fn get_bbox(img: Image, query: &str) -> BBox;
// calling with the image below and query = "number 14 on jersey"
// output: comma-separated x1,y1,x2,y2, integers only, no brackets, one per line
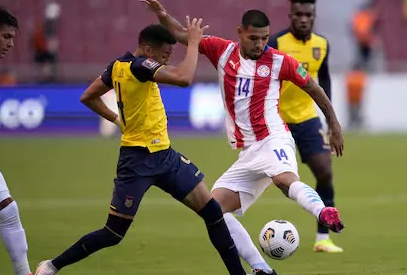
237,78,251,97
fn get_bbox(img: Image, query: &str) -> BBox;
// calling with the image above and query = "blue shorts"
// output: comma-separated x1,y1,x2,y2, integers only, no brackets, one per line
111,146,204,216
287,117,331,163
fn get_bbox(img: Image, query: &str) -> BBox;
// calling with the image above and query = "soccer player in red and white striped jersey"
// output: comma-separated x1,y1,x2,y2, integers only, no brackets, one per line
144,1,345,274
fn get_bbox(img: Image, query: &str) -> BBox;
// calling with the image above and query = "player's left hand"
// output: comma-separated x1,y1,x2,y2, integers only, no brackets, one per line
140,0,167,18
329,123,344,157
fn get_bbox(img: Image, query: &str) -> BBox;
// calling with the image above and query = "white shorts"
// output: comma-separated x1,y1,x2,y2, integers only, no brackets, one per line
0,171,11,202
212,133,299,216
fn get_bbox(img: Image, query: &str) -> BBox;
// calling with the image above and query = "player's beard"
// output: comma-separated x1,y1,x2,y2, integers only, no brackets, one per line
292,24,313,40
248,51,263,60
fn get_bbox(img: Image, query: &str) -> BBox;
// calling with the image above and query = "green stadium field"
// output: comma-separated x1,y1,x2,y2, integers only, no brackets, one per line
0,134,406,275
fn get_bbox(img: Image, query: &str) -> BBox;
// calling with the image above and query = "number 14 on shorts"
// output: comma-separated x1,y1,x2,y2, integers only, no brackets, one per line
274,149,288,161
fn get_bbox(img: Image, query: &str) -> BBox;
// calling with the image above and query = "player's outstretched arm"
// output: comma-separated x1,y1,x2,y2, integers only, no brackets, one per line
280,54,343,156
154,17,208,87
141,0,190,45
80,78,122,130
301,78,344,156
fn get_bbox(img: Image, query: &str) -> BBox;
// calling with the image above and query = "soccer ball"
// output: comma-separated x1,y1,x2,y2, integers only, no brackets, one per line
258,219,300,260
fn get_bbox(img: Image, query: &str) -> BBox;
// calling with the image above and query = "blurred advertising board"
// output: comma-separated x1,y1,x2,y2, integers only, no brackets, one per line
0,84,225,135
2,74,407,135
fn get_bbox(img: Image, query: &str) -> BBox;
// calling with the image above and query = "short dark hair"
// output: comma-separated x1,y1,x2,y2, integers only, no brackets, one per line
241,10,270,28
290,0,316,4
0,7,18,29
138,24,177,47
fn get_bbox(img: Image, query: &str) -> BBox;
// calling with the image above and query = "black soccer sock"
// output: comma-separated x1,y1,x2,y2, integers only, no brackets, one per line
52,214,132,270
198,199,246,275
316,184,335,234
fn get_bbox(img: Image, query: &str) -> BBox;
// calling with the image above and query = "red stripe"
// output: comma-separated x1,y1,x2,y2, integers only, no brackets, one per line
250,53,272,141
223,46,244,148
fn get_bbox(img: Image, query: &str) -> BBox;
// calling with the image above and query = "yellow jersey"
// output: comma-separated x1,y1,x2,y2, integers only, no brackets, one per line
100,52,170,152
268,29,331,124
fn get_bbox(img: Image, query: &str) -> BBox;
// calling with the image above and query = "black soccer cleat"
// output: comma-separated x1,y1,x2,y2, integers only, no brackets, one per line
251,269,278,275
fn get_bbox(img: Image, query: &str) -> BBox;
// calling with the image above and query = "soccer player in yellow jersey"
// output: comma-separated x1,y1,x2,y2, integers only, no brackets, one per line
35,21,248,275
268,0,342,253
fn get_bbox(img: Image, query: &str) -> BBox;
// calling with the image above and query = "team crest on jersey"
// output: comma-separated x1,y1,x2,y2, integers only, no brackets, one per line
312,47,321,60
257,65,270,78
142,58,161,70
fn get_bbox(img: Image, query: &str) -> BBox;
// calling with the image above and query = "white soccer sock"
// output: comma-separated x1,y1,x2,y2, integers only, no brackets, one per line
288,181,326,219
224,213,272,272
0,201,32,275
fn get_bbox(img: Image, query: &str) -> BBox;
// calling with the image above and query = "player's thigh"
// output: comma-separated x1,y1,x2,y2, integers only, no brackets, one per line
155,148,206,208
289,117,330,164
261,134,299,179
0,171,11,203
111,147,154,219
211,157,271,216
235,135,298,196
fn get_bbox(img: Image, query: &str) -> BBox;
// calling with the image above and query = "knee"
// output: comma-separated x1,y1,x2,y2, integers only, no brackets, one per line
211,188,241,214
0,200,20,225
198,198,223,225
103,214,133,246
101,227,123,247
0,192,12,207
273,172,299,197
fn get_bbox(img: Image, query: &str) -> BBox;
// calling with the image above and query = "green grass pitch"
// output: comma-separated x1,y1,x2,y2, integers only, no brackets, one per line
0,134,407,275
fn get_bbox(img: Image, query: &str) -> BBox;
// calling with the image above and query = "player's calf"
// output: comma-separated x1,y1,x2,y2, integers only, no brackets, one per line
0,196,32,275
211,189,275,275
308,153,336,236
273,172,326,218
183,181,246,275
224,213,274,273
197,198,246,275
274,172,325,217
42,213,132,273
273,172,344,233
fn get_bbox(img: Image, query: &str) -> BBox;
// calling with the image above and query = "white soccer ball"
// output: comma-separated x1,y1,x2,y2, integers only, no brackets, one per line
258,219,300,260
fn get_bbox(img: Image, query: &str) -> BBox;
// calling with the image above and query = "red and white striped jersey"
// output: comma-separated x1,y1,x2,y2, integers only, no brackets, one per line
199,36,311,149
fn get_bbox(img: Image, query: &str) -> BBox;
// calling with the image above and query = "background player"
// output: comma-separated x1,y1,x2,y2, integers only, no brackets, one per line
35,20,249,275
0,7,33,275
143,1,344,274
268,0,342,253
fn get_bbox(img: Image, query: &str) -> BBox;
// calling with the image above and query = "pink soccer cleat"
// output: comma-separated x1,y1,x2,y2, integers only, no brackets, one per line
318,207,345,233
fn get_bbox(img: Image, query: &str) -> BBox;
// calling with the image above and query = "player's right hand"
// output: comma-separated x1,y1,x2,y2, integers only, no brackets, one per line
113,116,124,133
329,123,344,157
186,16,209,45
140,0,167,18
